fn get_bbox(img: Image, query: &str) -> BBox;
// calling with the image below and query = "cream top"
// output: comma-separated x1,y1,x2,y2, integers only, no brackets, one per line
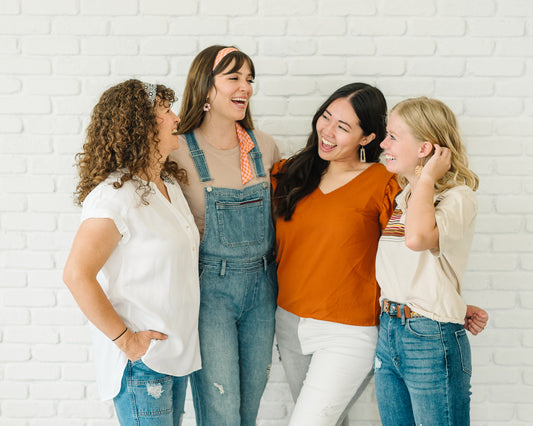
376,184,478,324
81,172,201,400
169,128,281,235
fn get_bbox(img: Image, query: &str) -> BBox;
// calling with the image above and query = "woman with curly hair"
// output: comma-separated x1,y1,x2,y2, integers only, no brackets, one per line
63,79,201,425
169,45,280,425
375,97,484,425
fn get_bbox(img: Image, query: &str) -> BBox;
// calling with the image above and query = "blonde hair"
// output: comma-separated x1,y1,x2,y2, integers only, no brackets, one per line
392,97,479,193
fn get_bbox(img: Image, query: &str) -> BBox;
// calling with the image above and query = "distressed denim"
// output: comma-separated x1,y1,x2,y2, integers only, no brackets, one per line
374,312,472,426
113,360,188,426
184,131,277,426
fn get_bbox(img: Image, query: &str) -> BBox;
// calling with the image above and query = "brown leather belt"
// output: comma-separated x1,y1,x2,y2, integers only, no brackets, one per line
382,299,421,319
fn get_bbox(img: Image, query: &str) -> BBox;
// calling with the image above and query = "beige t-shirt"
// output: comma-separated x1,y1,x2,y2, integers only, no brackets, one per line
169,128,281,236
376,184,478,324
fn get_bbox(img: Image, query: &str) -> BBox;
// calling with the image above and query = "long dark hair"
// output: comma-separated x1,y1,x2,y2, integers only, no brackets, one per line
178,45,256,134
273,82,387,220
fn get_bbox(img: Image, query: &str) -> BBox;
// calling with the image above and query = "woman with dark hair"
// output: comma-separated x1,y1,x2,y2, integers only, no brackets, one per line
273,82,399,425
63,79,201,424
169,45,280,425
273,84,488,425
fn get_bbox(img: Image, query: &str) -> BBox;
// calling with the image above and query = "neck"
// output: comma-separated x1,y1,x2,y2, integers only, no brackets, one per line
325,159,366,176
199,115,238,150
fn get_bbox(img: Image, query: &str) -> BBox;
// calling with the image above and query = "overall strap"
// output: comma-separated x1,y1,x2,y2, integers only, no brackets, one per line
246,129,266,178
184,131,212,182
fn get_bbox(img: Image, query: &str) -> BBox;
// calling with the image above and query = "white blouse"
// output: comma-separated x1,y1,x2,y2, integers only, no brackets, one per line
376,184,478,324
80,172,201,400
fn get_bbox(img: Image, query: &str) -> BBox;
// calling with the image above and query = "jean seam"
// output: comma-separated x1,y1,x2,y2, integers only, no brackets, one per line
455,329,472,376
126,362,140,426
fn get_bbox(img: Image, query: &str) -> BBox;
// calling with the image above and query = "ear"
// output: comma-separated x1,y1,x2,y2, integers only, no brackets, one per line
418,141,434,158
360,133,376,147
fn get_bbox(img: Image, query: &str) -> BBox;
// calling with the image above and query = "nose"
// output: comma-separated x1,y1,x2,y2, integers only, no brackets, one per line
380,135,390,149
323,120,336,136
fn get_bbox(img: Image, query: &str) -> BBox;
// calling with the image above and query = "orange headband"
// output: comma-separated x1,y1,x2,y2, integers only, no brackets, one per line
213,47,238,70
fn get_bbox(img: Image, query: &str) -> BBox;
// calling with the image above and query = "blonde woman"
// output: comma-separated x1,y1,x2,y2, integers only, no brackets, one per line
375,97,487,425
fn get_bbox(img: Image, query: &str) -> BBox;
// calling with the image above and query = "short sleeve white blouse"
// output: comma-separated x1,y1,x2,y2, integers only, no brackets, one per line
80,172,201,400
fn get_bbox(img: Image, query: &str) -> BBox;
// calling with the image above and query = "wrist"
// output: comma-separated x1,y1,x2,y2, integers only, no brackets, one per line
114,328,133,352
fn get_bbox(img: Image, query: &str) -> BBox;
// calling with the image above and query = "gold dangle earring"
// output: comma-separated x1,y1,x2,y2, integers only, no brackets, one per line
359,146,366,163
415,158,424,178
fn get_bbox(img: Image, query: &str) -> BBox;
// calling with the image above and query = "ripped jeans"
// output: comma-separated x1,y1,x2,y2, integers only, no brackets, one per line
374,312,472,426
113,360,188,425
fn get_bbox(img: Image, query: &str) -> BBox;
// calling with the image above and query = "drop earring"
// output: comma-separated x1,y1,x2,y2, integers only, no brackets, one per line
359,146,366,163
415,158,423,178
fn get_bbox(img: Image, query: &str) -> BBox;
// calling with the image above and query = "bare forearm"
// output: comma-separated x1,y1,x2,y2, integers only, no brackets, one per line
405,175,438,250
65,274,127,341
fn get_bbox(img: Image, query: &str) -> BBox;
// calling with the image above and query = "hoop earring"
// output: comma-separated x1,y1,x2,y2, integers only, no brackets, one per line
203,102,211,112
359,146,366,163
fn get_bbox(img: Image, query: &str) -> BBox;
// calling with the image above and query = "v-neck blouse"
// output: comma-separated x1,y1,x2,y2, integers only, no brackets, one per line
275,162,400,326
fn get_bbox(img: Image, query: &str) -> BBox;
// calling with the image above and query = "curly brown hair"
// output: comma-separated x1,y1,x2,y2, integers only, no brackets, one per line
74,79,186,205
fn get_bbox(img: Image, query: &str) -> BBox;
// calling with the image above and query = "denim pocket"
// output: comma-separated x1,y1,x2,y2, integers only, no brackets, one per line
455,328,472,376
130,361,173,417
215,198,265,247
406,317,441,339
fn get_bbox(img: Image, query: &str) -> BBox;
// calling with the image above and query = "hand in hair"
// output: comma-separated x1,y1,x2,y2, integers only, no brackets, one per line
418,144,451,184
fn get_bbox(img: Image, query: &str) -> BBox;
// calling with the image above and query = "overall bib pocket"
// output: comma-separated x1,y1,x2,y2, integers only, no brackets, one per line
215,198,265,247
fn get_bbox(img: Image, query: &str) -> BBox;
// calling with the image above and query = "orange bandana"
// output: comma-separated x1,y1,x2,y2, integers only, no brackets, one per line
236,123,254,184
213,47,238,70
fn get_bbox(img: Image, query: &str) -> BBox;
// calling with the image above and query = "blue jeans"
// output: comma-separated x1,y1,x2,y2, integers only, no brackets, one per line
374,312,472,426
191,258,277,425
113,360,188,426
184,131,277,425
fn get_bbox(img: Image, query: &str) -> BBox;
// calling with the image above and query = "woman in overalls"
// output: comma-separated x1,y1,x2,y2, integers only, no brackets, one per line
170,45,280,425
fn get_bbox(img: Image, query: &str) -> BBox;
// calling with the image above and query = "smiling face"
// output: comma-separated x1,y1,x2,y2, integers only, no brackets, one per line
316,97,374,166
207,59,254,123
380,111,423,179
154,97,180,160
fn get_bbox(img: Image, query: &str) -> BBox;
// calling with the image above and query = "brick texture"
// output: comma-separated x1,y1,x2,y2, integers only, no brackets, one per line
1,0,532,424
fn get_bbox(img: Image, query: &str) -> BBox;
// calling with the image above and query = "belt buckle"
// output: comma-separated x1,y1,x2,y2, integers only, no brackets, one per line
384,299,397,317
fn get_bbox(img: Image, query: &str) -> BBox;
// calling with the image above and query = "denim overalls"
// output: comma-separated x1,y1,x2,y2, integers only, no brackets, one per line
184,130,278,426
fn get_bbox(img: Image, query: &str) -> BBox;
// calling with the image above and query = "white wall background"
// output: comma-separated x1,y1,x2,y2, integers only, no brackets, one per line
1,0,532,424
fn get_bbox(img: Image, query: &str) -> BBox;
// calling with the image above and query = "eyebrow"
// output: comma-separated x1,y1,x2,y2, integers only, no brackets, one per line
222,70,253,77
324,108,352,129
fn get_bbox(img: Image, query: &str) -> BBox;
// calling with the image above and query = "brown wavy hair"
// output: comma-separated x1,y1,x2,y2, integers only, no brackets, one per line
178,45,256,134
74,79,186,205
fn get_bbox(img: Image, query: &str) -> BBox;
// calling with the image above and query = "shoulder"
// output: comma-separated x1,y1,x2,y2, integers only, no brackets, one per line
83,173,138,209
251,129,276,146
251,128,281,166
438,185,477,206
369,162,396,180
271,159,287,176
252,129,279,154
435,185,478,221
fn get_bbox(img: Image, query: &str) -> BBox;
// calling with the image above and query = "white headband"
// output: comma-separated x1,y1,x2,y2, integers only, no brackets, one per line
143,82,157,105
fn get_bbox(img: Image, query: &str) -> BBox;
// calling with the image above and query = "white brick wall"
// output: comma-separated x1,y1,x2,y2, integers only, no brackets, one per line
1,0,532,424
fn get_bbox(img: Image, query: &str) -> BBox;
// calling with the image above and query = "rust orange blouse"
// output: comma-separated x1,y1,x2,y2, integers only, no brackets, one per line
274,162,400,326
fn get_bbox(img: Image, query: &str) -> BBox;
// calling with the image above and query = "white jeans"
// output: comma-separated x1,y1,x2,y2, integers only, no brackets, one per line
275,307,378,426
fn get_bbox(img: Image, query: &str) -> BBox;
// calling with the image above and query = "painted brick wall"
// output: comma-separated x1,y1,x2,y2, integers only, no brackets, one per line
1,0,532,424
